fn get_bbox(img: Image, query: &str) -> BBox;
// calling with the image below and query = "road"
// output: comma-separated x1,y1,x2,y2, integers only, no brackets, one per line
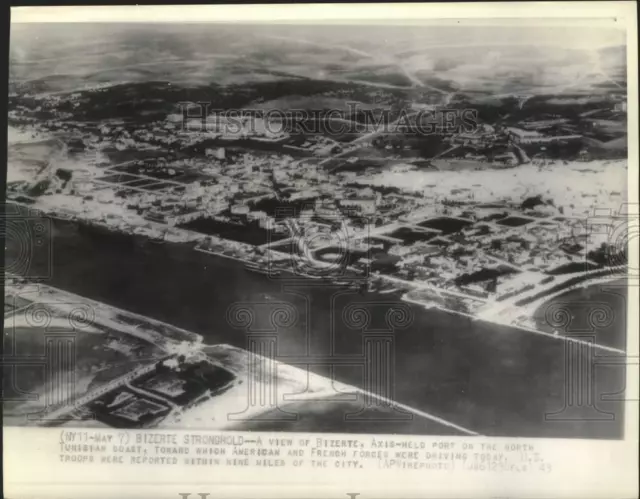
475,266,626,354
379,272,488,304
38,361,163,423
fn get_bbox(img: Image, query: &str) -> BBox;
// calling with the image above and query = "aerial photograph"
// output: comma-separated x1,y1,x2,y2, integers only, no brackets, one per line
3,21,629,438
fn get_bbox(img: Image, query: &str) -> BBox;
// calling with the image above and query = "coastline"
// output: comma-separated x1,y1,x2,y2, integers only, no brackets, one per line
4,195,628,437
6,196,626,344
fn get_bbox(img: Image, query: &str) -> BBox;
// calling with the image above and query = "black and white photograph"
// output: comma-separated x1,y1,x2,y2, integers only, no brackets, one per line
3,11,633,445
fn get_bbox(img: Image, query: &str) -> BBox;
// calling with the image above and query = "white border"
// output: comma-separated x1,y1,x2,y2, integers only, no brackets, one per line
9,2,639,24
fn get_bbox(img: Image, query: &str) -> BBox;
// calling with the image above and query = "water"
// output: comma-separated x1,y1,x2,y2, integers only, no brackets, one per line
532,280,627,351
4,209,626,438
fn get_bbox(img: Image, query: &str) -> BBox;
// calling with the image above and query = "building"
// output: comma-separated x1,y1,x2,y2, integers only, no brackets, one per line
315,206,340,221
520,119,569,130
614,101,627,112
578,149,592,162
168,211,206,226
460,283,490,299
452,130,496,147
166,113,183,123
338,197,378,215
258,216,275,230
246,210,268,222
506,127,582,145
205,147,226,160
493,152,518,166
144,211,167,224
314,199,342,222
506,127,544,144
352,238,384,252
230,204,250,216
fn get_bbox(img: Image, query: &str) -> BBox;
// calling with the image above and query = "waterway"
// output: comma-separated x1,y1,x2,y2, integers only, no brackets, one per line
532,279,627,351
3,208,627,438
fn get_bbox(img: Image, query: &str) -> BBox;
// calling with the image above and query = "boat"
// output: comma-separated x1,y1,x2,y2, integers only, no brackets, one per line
244,262,279,276
53,211,76,221
305,274,324,280
333,279,353,286
194,243,215,254
247,267,269,275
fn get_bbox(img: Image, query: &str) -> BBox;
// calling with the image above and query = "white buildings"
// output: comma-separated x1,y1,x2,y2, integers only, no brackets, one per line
506,127,582,145
205,147,226,160
230,204,250,216
338,197,377,215
493,152,519,166
453,125,496,147
521,119,569,130
166,113,184,123
506,127,544,144
246,210,268,222
251,117,286,139
314,199,341,221
258,216,276,230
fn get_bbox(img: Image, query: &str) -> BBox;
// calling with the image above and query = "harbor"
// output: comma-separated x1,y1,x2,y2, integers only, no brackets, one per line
4,207,627,437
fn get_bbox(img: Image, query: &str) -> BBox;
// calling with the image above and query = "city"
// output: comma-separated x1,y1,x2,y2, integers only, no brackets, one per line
4,22,630,438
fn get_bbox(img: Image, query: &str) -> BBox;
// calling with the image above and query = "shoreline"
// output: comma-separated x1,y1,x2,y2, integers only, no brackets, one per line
6,197,627,347
4,198,628,437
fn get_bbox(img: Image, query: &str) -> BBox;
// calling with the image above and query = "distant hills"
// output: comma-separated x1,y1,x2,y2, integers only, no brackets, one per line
9,23,626,99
